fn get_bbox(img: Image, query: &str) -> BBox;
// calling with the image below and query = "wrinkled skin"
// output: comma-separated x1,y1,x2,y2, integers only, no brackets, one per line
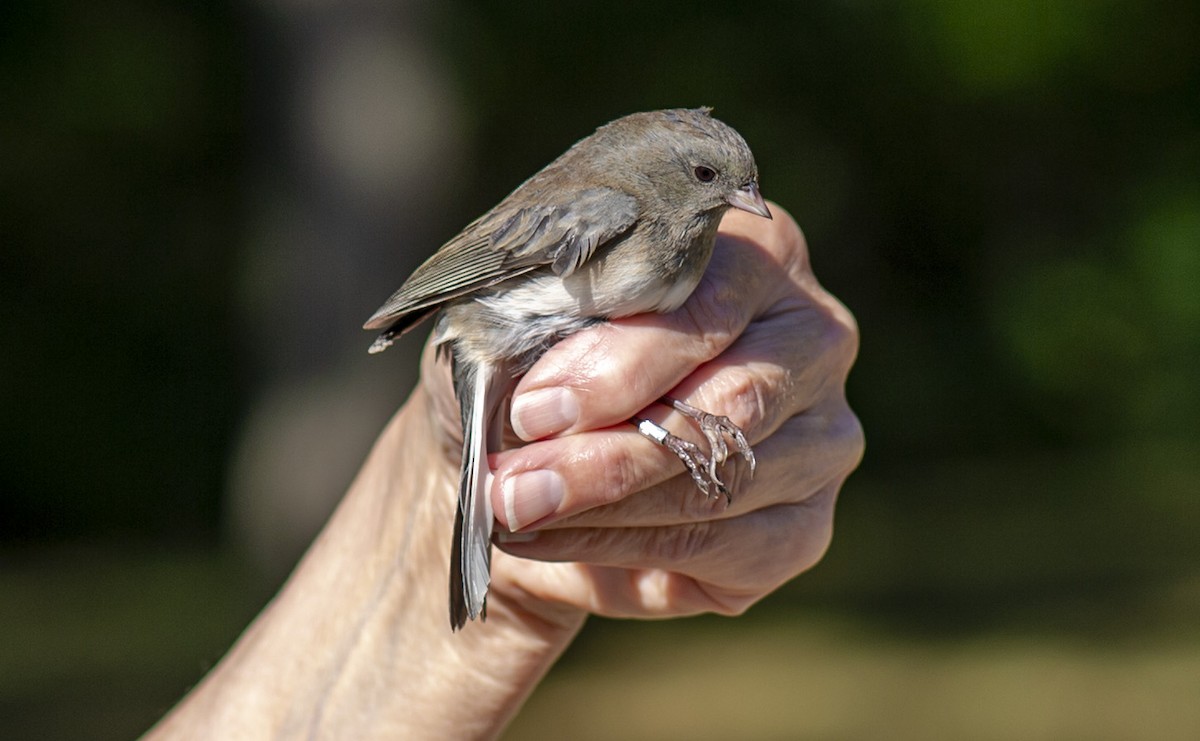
147,204,863,740
422,203,863,628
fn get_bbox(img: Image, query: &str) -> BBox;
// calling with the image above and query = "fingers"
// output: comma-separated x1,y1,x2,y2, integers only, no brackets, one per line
489,210,862,530
480,204,864,622
509,205,805,441
554,401,862,530
662,289,859,442
492,482,841,619
489,398,863,532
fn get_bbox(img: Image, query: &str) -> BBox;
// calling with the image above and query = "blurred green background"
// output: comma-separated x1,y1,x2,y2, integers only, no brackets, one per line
3,0,1198,738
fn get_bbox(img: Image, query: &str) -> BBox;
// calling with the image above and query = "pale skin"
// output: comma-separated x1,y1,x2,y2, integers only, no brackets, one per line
146,205,863,740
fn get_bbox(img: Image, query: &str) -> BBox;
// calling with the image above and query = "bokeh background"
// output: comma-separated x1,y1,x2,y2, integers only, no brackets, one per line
3,0,1198,738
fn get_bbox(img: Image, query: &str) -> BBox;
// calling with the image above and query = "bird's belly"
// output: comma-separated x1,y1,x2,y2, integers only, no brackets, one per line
440,261,702,371
438,215,721,371
493,263,699,319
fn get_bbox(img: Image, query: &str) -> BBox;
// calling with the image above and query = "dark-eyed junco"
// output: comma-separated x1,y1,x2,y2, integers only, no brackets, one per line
364,108,771,629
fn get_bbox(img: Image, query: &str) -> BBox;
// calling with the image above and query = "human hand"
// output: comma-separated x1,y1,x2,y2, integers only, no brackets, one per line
423,203,863,630
146,204,863,741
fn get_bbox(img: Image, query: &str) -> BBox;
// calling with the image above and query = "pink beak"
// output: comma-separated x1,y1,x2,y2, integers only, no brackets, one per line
726,182,772,219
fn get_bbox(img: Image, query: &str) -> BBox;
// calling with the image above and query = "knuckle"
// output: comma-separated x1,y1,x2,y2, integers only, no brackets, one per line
785,287,859,382
799,402,866,481
793,513,834,573
832,316,859,365
707,590,758,617
719,368,771,435
818,297,860,375
733,501,835,588
835,407,866,476
684,367,774,445
783,495,836,573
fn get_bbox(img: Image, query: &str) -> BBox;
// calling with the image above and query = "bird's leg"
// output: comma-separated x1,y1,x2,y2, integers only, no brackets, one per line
632,398,755,504
633,418,728,502
665,397,757,479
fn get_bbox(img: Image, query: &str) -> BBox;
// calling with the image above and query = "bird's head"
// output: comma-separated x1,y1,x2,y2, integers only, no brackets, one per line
589,108,771,221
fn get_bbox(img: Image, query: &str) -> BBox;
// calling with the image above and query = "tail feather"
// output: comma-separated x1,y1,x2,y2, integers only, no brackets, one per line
449,359,507,630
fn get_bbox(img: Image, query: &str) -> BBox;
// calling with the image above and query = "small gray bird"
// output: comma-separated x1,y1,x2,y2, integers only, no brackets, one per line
364,108,771,629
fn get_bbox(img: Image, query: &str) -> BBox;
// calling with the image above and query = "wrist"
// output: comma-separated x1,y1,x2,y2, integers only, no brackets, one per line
149,387,582,739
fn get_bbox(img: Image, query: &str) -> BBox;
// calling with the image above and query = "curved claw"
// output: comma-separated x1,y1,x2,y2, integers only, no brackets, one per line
667,399,757,479
634,418,732,503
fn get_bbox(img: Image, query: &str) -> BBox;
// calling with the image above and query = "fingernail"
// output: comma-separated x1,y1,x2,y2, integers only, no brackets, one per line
511,388,579,440
502,470,566,531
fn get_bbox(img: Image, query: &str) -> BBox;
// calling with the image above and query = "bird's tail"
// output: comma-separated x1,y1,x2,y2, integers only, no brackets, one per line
449,359,507,630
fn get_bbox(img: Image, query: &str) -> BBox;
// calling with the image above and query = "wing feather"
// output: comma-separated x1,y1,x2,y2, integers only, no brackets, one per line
363,187,638,332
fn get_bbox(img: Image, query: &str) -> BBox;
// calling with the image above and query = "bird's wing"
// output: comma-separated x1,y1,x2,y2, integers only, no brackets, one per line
363,187,638,331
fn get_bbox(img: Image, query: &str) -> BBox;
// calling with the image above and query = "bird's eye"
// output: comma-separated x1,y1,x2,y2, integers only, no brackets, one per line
693,165,717,183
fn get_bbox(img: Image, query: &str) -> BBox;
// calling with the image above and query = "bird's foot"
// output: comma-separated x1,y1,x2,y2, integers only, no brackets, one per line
634,399,755,504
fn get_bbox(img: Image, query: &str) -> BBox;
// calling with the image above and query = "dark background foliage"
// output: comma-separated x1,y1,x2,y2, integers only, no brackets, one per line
2,1,1197,738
